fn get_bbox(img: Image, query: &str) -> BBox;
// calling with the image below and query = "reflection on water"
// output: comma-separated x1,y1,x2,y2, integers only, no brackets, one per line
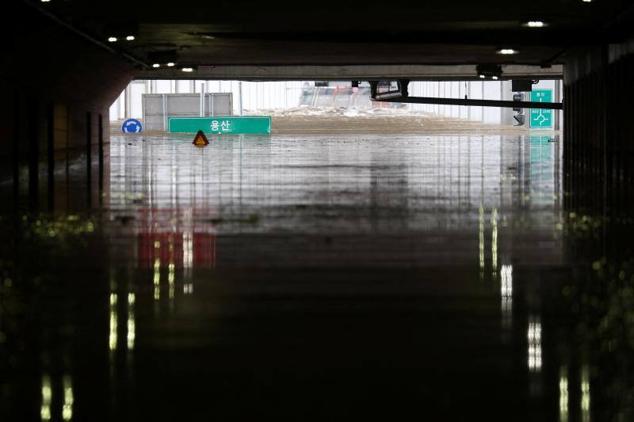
127,293,135,350
582,365,591,422
1,133,633,420
560,367,569,422
528,316,542,372
501,264,513,329
109,293,117,352
558,365,593,422
39,374,73,421
62,375,73,421
491,208,498,278
40,375,51,421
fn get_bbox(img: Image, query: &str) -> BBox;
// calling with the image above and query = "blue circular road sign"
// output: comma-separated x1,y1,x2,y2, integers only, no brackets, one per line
122,119,143,133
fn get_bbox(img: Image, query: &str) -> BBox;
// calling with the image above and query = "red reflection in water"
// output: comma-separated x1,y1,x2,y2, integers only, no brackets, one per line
136,208,216,269
138,233,216,269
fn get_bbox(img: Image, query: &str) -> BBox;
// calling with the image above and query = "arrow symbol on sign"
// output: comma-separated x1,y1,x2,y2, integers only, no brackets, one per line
536,114,547,124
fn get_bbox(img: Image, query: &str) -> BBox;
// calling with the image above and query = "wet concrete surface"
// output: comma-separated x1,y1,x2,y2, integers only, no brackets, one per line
1,133,633,421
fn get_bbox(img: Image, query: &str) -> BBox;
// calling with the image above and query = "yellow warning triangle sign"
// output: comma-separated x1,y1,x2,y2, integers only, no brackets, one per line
192,130,210,147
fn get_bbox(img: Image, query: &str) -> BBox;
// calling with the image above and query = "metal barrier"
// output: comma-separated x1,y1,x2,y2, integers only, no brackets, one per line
299,87,378,109
142,93,233,131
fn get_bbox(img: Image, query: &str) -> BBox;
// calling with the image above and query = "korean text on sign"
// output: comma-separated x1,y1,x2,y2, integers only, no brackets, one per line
211,120,232,133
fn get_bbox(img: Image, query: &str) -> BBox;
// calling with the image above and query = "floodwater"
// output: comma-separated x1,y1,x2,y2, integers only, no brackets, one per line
1,134,633,421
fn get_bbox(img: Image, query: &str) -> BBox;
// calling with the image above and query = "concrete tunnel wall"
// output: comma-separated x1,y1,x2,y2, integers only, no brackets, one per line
564,39,634,217
0,2,134,209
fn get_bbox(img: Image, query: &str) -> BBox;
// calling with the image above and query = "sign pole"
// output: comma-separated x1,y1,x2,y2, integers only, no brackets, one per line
199,85,204,117
239,81,243,116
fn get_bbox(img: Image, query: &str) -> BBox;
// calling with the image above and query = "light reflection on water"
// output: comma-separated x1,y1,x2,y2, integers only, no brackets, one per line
2,133,632,420
109,134,561,234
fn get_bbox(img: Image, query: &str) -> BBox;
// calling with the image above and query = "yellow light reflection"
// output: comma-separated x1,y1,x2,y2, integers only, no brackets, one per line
127,293,136,350
109,293,118,351
168,262,175,299
41,374,52,421
491,208,498,278
62,375,73,421
153,258,161,285
183,231,194,295
479,205,485,276
581,365,591,422
153,240,161,286
153,256,161,301
168,234,175,301
183,231,193,269
559,367,569,422
501,264,512,328
527,316,542,372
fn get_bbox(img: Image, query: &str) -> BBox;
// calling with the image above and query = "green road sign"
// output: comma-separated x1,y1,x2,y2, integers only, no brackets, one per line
169,116,272,135
530,90,553,129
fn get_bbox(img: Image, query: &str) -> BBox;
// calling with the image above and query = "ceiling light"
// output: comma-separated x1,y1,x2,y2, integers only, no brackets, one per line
182,67,194,73
582,0,592,2
497,48,519,55
126,35,135,41
41,0,51,2
492,76,499,80
152,63,160,68
525,21,546,28
476,64,503,80
148,50,178,66
166,62,175,67
108,37,118,43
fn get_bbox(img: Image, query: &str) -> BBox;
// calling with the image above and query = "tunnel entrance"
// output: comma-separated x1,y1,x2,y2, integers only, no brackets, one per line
3,1,634,420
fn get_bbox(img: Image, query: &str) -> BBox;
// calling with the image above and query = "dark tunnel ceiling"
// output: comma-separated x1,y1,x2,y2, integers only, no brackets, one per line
34,0,634,67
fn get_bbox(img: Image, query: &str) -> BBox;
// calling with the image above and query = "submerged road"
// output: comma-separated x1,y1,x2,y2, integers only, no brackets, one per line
1,133,632,421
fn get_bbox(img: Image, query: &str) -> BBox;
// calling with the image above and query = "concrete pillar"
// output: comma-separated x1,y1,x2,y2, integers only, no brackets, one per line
46,103,55,211
99,113,104,197
86,112,92,208
500,80,514,126
27,98,40,210
12,92,21,207
0,2,134,212
124,86,132,119
554,80,562,131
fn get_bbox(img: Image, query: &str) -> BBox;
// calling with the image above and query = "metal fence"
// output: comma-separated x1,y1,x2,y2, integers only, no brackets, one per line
299,86,374,109
142,93,233,131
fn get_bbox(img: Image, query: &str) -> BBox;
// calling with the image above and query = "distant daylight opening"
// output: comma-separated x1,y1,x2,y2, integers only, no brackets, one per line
110,80,564,136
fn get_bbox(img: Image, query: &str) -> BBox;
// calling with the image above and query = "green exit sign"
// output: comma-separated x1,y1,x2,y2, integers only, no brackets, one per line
530,90,553,129
168,116,272,135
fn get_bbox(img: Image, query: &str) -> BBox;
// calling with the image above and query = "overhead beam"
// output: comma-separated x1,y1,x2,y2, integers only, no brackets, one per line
374,95,563,110
134,64,563,81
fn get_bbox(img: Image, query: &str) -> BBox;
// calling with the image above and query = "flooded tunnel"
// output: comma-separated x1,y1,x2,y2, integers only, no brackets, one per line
1,1,634,421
